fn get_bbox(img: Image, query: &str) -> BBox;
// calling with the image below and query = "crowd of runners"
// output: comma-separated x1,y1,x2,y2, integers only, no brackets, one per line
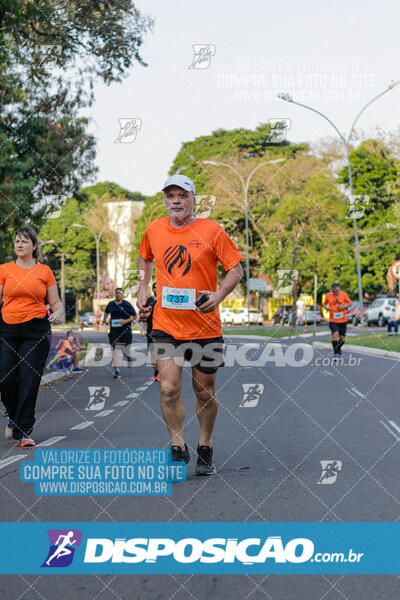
0,173,356,475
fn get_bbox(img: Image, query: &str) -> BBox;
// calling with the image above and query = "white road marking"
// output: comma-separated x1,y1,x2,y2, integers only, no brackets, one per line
114,400,129,407
0,455,27,469
322,369,334,376
380,420,400,441
136,386,147,391
37,436,66,447
70,421,94,430
346,388,357,398
351,387,364,398
126,392,139,398
95,410,114,417
388,420,400,435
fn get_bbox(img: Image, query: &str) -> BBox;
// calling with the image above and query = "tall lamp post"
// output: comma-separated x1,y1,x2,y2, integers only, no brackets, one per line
73,223,107,306
203,158,285,325
278,80,400,323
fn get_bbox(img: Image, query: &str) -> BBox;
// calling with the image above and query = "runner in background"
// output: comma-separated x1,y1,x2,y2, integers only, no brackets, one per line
139,282,158,381
0,226,64,446
322,283,352,357
103,288,136,379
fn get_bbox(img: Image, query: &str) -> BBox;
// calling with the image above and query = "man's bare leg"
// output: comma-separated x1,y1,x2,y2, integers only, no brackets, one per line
158,358,185,448
192,368,218,447
113,348,120,369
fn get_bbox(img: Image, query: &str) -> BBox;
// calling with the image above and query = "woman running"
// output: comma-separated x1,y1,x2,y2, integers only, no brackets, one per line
0,226,64,446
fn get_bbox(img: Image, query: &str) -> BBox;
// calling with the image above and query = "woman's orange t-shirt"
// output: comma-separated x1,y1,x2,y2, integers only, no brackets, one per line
139,217,243,340
0,261,57,324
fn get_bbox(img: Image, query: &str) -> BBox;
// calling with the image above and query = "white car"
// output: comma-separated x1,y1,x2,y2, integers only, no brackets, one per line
220,308,263,325
365,297,396,327
248,309,263,325
219,308,236,324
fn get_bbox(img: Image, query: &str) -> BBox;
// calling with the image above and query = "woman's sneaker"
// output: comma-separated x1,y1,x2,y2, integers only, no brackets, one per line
19,436,35,447
5,423,13,440
195,445,216,475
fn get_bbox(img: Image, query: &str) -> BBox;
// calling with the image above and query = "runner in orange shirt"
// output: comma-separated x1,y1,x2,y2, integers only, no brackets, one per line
322,283,352,358
137,174,243,475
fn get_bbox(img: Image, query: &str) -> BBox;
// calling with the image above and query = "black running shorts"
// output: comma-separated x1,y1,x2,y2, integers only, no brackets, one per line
150,329,224,374
329,322,347,336
108,329,132,349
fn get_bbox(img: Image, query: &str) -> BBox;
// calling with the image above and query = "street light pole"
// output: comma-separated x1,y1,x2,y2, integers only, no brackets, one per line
73,223,107,308
203,158,285,325
278,80,400,324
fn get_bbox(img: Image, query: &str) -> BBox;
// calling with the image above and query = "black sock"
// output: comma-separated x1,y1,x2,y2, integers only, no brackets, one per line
332,340,338,353
338,339,344,349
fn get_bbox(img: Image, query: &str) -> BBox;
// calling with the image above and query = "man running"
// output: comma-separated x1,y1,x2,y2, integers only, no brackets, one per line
322,283,351,357
141,281,159,381
103,288,136,379
137,174,243,475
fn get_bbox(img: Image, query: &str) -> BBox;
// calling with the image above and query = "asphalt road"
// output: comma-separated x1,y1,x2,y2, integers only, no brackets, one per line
0,331,398,599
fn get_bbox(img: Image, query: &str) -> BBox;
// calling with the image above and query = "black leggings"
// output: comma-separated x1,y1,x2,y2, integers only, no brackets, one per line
0,318,50,439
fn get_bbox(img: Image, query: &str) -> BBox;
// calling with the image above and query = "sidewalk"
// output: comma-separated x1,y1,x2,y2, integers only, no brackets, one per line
313,340,400,361
225,331,329,341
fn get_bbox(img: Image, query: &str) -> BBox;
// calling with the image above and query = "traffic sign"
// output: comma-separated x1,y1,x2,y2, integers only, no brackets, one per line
390,261,400,280
249,278,267,291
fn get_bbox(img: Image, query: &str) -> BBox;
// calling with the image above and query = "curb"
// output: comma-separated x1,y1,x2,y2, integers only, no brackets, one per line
224,331,330,341
40,357,88,389
313,341,400,361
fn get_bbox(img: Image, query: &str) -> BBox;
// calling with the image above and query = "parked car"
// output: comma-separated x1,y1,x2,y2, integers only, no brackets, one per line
78,311,94,328
220,308,236,324
248,309,263,325
346,301,370,325
229,308,248,325
272,305,292,325
303,305,323,325
287,305,323,325
365,298,396,327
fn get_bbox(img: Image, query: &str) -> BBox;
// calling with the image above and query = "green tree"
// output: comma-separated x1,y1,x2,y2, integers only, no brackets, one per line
338,139,400,296
0,1,153,259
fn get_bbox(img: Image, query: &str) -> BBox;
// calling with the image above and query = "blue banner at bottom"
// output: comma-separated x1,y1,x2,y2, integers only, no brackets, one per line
2,522,398,574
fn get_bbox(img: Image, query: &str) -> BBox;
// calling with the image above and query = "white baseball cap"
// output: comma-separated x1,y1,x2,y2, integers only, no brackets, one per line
162,174,196,194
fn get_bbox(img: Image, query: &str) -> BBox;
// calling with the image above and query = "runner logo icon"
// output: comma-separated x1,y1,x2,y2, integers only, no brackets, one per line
317,460,343,485
86,386,110,411
240,384,264,407
163,245,191,276
42,529,82,567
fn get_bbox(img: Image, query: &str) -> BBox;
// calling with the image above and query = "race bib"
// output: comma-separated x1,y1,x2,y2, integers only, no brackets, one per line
161,286,196,310
333,312,344,319
111,319,122,327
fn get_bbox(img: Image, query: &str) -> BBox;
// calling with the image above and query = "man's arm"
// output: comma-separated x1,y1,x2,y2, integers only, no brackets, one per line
120,305,137,326
137,256,154,312
102,304,110,325
198,262,243,313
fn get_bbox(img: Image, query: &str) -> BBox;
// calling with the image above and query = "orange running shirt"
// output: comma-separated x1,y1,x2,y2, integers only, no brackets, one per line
324,290,351,323
57,340,74,360
0,261,57,324
139,217,242,340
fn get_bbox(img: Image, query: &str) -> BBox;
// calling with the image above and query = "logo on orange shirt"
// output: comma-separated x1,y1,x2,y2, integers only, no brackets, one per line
163,245,192,276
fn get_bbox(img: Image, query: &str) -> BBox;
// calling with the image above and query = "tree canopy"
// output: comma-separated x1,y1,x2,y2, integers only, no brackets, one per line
0,0,153,260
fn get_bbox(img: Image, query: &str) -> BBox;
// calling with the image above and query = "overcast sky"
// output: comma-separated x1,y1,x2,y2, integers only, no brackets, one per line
87,0,400,196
